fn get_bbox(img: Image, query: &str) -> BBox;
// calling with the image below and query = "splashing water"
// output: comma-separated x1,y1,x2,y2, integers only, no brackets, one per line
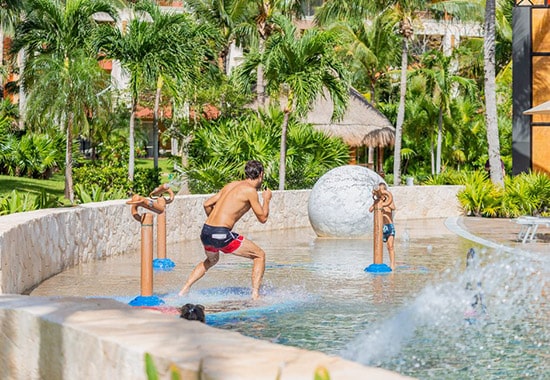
341,248,549,379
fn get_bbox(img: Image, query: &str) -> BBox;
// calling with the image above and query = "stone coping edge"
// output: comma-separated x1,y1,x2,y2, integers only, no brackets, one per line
0,294,414,380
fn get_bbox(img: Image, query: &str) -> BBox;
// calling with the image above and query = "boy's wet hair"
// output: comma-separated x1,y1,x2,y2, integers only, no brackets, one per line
180,303,205,323
245,160,264,180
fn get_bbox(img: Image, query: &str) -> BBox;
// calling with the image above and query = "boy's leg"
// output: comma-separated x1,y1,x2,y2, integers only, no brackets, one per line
178,250,219,296
232,238,265,300
387,235,395,270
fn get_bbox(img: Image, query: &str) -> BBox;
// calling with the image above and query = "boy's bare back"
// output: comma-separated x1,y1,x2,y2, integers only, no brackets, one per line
205,180,259,229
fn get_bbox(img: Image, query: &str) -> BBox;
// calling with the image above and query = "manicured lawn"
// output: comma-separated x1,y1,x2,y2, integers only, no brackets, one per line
0,173,65,200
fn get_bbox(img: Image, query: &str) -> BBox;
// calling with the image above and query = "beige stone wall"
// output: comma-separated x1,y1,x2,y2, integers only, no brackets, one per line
0,295,414,380
0,187,462,295
390,185,464,220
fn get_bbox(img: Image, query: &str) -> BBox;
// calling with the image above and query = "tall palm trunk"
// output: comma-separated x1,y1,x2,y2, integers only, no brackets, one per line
393,37,408,185
430,133,435,175
256,41,266,106
279,110,290,190
153,76,163,170
129,97,136,182
436,105,443,174
484,0,503,186
65,112,74,203
177,135,191,195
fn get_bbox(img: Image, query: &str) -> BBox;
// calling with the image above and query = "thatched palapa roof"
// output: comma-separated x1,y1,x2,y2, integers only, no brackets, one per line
305,88,395,148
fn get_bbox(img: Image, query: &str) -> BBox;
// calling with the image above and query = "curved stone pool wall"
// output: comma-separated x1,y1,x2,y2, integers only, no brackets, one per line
0,186,463,380
0,186,462,295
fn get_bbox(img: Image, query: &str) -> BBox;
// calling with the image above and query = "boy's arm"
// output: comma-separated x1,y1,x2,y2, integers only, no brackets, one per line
249,188,272,224
203,192,221,216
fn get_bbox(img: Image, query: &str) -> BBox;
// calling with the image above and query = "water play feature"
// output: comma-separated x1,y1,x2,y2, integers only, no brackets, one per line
365,182,394,273
30,218,549,379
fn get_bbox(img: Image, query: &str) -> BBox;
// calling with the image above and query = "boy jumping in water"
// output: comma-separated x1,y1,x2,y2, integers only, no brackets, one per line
178,160,272,300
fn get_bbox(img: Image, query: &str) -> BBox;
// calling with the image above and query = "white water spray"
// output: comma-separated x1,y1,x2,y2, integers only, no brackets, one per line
341,247,549,369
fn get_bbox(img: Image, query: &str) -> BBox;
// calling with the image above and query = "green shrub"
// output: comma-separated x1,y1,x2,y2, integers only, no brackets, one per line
74,163,161,199
424,168,466,185
74,164,129,193
457,170,550,218
0,132,64,178
183,108,349,193
74,183,128,204
133,168,162,196
0,190,36,215
457,170,503,217
500,171,550,217
0,189,59,215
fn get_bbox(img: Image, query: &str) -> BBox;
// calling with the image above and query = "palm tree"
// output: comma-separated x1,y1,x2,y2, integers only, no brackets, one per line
243,0,304,106
95,1,201,180
483,0,503,186
435,0,506,186
185,0,249,74
11,0,118,203
326,9,400,104
235,15,349,190
385,0,431,186
316,0,430,185
412,50,476,174
130,1,209,170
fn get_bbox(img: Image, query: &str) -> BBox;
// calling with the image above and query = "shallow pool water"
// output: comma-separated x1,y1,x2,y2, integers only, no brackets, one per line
32,218,549,379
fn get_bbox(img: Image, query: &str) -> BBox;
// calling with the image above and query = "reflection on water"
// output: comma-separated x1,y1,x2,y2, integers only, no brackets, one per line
31,219,549,379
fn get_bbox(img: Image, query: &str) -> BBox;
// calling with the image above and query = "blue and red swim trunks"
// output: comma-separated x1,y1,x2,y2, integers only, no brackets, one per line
200,224,244,253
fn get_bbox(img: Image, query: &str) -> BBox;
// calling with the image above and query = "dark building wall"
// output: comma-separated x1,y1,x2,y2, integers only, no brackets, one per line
513,4,550,175
512,6,532,175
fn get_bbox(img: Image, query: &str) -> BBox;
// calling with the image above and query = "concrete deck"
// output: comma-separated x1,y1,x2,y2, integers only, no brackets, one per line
458,216,550,254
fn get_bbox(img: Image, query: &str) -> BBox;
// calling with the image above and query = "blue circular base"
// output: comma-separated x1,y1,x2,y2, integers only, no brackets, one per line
364,263,392,273
153,258,176,271
129,295,165,307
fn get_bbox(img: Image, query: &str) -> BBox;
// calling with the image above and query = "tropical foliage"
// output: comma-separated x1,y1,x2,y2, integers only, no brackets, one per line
457,171,550,218
0,0,545,219
184,108,349,193
0,189,60,215
10,0,118,203
235,15,349,189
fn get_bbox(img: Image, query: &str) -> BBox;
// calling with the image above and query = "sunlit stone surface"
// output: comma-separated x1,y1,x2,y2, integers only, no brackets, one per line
308,165,385,238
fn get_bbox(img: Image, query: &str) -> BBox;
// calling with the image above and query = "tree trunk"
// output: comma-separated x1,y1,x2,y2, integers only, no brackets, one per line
177,135,191,195
256,64,266,107
436,106,443,174
65,113,74,204
129,97,136,182
393,38,408,186
430,133,435,175
256,40,266,107
278,110,290,190
153,76,163,170
484,0,503,187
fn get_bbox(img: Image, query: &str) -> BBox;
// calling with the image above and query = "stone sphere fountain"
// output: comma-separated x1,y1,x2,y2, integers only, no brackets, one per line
308,165,386,238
